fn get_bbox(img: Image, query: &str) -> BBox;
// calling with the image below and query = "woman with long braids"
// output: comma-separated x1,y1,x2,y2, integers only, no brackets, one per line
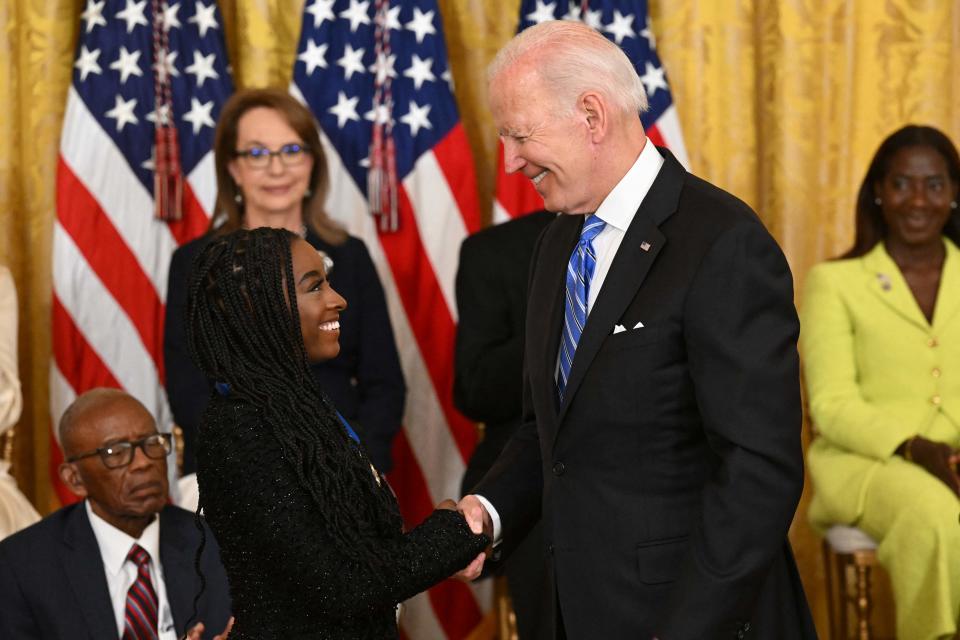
187,227,488,638
165,88,406,502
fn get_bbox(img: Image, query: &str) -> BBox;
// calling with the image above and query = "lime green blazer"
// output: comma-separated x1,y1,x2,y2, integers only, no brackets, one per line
802,238,960,525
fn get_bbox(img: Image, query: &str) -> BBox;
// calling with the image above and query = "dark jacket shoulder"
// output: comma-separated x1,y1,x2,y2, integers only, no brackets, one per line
463,210,555,252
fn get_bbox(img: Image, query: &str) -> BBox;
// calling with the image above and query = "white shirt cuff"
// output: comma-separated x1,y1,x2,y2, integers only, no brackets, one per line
473,494,502,543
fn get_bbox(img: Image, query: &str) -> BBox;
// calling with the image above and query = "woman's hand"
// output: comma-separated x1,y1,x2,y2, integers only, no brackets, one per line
901,436,960,497
436,499,457,511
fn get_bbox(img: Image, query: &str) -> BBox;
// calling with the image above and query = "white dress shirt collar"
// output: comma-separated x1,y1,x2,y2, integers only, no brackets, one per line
85,499,161,574
593,138,664,229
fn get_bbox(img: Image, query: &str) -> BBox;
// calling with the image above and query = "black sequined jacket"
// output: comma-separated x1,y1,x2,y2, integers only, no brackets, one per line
196,396,488,639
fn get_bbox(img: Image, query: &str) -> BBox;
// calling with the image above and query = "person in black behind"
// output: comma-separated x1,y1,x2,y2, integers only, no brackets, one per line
454,210,553,638
165,88,404,478
188,227,487,639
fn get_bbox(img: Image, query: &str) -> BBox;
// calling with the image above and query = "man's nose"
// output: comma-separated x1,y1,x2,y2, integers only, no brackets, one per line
129,443,158,471
501,140,526,175
130,447,156,469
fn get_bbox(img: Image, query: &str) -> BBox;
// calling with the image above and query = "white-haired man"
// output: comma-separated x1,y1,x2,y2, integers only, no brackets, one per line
458,21,815,639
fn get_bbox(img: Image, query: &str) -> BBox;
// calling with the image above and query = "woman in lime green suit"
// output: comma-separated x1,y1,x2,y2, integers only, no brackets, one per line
803,125,960,640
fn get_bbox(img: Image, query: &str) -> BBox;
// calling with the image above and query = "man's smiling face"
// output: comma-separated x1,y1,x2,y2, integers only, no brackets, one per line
490,62,600,215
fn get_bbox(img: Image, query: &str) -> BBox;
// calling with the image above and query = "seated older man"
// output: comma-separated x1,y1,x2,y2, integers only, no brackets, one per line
0,388,232,639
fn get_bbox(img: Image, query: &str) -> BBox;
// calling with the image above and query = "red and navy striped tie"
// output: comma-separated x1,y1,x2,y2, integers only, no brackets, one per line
122,544,158,640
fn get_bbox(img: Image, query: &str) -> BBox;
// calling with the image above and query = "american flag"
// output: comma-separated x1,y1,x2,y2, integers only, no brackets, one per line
494,0,689,222
52,0,232,503
291,0,486,637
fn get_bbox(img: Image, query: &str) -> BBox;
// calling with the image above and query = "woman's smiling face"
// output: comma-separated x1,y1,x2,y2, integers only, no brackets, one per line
876,144,959,249
290,238,346,362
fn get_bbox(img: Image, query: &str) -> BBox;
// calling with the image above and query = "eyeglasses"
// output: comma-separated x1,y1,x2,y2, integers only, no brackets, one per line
233,143,309,169
66,433,172,469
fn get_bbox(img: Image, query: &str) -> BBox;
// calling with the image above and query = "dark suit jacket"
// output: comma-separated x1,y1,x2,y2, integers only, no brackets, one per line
474,150,815,639
164,229,405,473
0,503,232,639
454,210,555,494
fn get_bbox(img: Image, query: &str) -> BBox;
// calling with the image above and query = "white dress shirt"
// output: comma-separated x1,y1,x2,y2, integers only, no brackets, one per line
85,501,177,639
477,140,666,543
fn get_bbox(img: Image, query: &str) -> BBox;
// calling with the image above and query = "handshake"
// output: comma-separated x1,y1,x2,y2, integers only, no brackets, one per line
437,495,494,581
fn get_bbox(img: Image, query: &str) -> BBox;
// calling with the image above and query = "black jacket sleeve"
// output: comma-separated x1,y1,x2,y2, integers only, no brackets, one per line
197,402,488,621
661,219,804,636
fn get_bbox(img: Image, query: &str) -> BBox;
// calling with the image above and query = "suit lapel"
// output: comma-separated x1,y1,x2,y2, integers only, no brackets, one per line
933,238,960,329
61,504,120,640
159,507,194,634
557,151,684,424
861,243,930,330
529,214,581,417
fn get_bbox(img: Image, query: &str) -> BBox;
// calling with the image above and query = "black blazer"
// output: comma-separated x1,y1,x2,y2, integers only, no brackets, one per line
454,210,555,495
164,229,406,473
474,150,815,639
0,503,231,639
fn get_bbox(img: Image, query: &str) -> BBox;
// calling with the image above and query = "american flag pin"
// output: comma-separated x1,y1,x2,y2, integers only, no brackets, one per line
640,241,651,252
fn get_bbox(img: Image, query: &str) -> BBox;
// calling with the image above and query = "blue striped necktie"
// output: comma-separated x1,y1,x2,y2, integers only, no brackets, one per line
558,215,606,401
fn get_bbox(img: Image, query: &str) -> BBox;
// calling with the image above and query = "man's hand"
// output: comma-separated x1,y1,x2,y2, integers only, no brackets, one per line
450,495,494,581
456,495,493,538
185,617,234,640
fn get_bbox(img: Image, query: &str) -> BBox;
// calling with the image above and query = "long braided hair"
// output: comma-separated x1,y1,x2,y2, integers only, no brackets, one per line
186,227,402,562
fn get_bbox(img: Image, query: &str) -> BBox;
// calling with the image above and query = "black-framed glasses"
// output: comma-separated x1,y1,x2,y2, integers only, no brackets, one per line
233,143,309,169
66,433,172,469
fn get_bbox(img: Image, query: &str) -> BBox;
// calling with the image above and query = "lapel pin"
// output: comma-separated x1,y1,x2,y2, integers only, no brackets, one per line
640,241,651,252
877,273,891,291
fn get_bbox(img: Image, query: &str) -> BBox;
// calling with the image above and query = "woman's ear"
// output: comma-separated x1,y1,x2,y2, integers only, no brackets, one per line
227,159,243,191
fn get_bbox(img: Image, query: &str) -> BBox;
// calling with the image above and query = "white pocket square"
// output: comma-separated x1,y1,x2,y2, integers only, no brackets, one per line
633,321,644,329
613,324,627,334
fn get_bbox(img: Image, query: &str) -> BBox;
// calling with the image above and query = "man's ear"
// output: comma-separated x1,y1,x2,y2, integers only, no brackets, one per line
58,462,88,499
580,92,607,142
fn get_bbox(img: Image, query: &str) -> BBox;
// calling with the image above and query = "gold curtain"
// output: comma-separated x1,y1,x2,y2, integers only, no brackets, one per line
2,0,958,633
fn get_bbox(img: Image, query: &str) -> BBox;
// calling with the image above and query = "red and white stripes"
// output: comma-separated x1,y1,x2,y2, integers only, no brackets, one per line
51,86,213,503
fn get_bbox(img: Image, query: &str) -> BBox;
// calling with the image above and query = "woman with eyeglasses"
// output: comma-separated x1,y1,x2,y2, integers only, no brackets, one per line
186,227,488,638
164,89,405,499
